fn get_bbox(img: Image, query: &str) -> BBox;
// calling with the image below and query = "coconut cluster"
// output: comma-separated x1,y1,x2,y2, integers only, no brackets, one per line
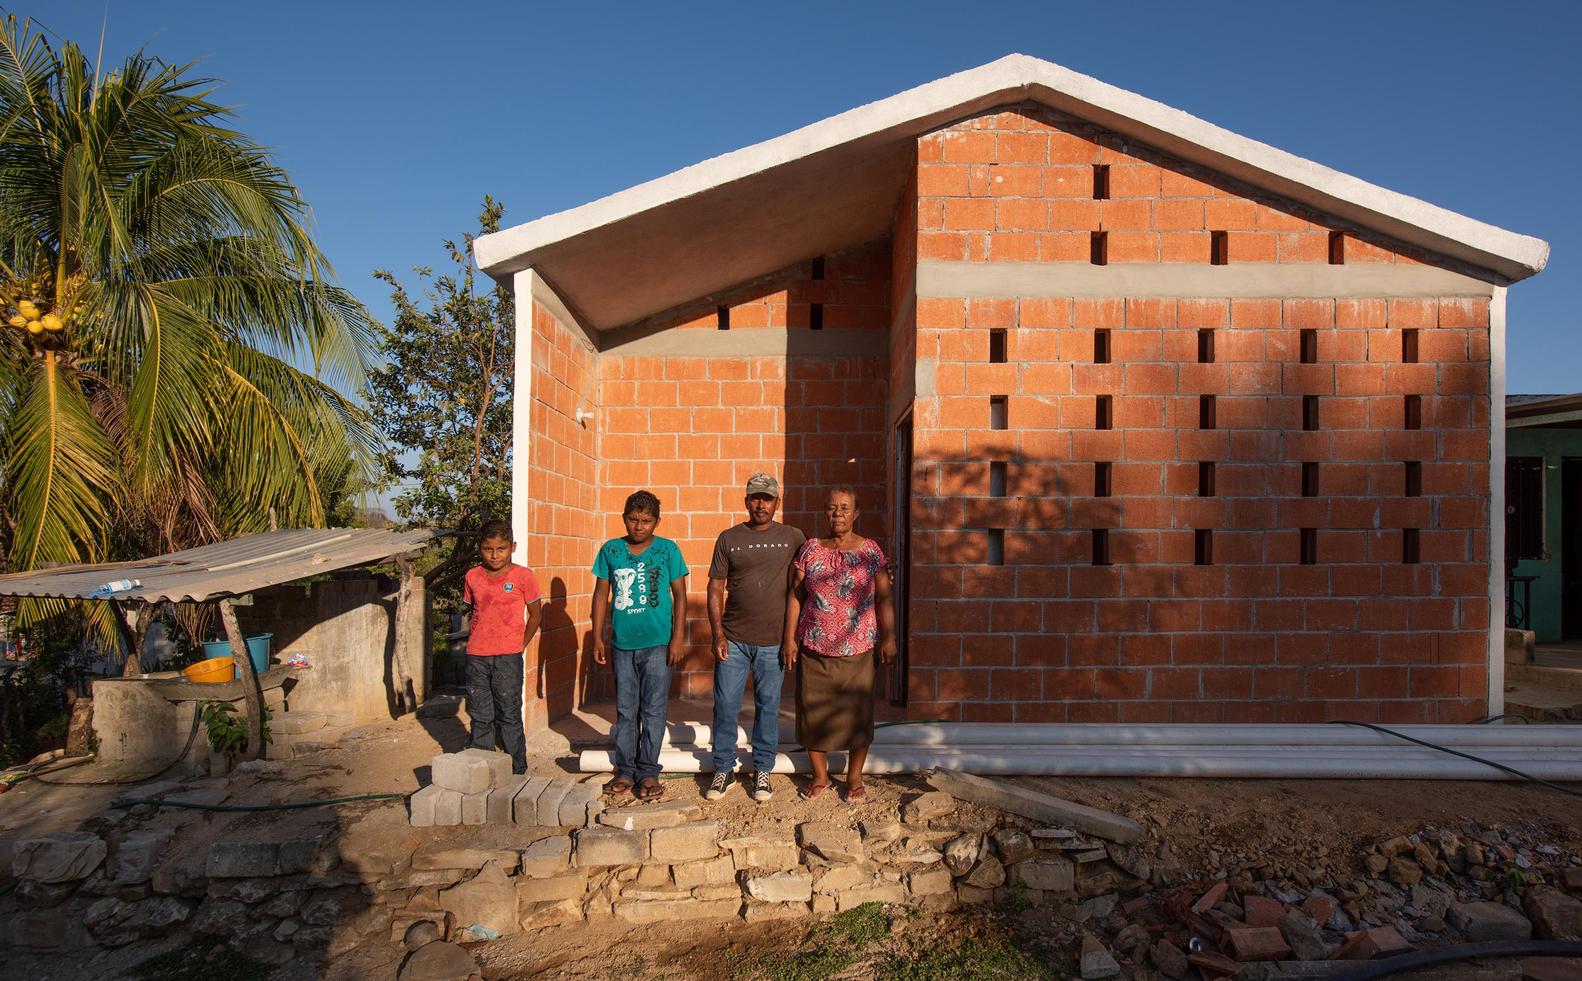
4,275,87,342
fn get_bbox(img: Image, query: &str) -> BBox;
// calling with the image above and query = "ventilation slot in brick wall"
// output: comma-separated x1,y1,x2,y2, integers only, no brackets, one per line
1195,529,1214,566
1404,394,1422,430
989,329,1007,364
1300,329,1318,364
1402,329,1419,364
1300,528,1318,565
1092,528,1110,566
717,305,730,330
1198,329,1215,364
1303,396,1320,432
809,303,824,331
1402,528,1420,565
1405,461,1422,497
989,396,1008,431
1302,462,1320,497
1198,461,1215,497
1329,231,1345,265
1210,231,1228,266
1199,394,1217,430
1091,231,1108,266
1095,461,1112,497
987,528,1005,566
989,461,1008,497
1093,164,1110,200
1095,395,1112,431
811,256,825,280
1094,329,1112,364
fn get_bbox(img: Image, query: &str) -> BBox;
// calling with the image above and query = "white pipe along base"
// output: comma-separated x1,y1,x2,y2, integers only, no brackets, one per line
578,746,1582,781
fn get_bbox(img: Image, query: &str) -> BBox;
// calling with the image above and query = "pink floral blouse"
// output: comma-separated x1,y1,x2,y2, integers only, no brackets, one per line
793,538,887,658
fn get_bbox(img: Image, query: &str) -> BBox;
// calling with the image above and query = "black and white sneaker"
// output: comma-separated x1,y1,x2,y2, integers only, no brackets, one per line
752,771,773,803
705,771,734,800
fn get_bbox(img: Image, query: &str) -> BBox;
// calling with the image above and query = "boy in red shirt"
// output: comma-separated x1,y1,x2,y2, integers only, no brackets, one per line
462,519,542,774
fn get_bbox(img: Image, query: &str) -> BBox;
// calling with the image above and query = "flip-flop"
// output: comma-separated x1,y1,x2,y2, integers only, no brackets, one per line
844,784,868,803
799,781,829,800
634,778,664,801
602,776,633,796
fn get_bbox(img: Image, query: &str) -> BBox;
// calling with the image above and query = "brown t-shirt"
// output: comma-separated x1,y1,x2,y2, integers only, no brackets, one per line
708,522,806,646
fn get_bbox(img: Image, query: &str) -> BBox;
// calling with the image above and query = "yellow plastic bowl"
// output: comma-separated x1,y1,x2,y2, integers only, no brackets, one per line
183,657,235,684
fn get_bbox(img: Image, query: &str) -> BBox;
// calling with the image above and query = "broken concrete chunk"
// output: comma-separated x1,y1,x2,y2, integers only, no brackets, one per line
745,871,813,903
437,860,518,937
1012,856,1074,893
926,770,1141,844
797,822,864,864
963,854,1006,889
1278,911,1333,961
1079,933,1121,980
990,828,1037,864
650,821,721,863
429,752,493,795
899,791,955,824
573,827,647,867
520,836,572,878
1525,887,1582,941
14,832,107,883
1333,926,1412,960
398,939,478,981
1449,900,1534,942
596,797,702,830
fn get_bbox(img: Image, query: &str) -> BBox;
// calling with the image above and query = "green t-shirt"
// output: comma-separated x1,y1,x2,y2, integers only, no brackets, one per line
593,536,689,650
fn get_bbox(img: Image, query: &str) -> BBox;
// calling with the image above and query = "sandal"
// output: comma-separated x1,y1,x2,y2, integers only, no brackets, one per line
602,776,633,796
634,777,664,801
844,784,867,803
799,781,829,800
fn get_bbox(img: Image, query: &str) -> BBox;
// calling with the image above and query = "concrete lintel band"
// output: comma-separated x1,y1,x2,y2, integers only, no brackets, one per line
915,260,1497,301
599,326,888,359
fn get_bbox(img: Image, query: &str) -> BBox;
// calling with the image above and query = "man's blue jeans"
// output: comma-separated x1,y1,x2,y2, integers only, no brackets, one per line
611,645,671,783
711,640,784,774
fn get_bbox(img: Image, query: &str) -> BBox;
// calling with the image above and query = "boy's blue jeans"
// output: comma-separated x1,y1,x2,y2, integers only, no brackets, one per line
711,640,784,775
611,645,671,783
466,652,526,773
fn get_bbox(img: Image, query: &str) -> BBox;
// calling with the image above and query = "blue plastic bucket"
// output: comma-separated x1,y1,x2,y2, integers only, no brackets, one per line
201,633,272,675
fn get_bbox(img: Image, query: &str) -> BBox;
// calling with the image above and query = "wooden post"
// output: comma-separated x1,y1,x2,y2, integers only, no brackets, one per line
113,602,141,677
219,597,265,761
392,555,417,713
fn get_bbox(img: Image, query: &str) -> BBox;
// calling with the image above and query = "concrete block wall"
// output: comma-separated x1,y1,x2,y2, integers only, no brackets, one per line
238,576,429,723
902,105,1493,724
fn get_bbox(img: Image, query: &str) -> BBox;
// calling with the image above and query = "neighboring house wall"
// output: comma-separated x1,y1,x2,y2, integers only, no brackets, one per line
1505,427,1582,642
523,298,599,730
902,104,1494,723
592,245,891,700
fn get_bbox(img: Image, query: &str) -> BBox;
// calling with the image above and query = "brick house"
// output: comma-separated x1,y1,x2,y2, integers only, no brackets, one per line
476,55,1547,732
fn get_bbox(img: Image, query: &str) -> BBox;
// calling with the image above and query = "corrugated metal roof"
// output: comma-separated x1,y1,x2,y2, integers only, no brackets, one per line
0,528,438,603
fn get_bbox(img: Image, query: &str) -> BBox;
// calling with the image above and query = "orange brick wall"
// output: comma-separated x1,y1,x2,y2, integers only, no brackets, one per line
592,246,891,700
523,300,599,730
904,105,1492,724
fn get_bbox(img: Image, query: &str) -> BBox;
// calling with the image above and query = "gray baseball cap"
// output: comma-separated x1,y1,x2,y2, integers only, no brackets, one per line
745,473,780,498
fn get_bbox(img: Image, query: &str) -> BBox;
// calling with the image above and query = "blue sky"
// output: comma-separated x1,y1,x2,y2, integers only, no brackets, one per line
39,1,1582,393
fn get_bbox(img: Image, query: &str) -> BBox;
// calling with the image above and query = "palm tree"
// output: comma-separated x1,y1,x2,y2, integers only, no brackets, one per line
0,17,379,631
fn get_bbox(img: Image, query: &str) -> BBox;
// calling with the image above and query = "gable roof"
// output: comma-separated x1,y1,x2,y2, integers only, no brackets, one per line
476,54,1549,333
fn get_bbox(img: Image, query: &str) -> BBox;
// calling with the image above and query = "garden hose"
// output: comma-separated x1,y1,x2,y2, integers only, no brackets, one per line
1334,940,1582,980
109,792,406,812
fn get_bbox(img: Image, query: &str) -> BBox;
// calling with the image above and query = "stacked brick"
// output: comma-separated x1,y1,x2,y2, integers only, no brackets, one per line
408,750,605,829
904,105,1492,724
592,245,891,700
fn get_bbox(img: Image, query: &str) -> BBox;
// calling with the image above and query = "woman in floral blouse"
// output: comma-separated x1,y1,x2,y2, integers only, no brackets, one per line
783,487,896,801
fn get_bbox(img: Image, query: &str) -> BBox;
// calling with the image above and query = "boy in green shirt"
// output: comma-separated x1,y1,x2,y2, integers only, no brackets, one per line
592,490,689,801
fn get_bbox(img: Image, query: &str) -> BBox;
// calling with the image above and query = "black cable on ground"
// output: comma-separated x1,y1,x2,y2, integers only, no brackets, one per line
1329,720,1582,798
31,705,203,787
1333,940,1582,980
109,792,406,812
1478,712,1531,724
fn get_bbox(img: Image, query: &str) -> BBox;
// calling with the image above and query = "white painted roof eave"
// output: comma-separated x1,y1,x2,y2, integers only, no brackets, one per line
476,54,1548,324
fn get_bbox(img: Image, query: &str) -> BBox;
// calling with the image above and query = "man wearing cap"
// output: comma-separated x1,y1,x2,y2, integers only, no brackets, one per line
705,473,806,801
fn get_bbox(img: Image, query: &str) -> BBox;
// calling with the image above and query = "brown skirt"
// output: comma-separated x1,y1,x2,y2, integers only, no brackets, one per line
796,649,875,751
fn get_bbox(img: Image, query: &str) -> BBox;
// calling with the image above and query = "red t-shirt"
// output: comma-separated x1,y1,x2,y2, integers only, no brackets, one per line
463,564,542,656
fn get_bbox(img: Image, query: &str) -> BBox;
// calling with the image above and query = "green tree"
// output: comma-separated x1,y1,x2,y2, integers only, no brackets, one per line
368,198,513,605
0,17,379,604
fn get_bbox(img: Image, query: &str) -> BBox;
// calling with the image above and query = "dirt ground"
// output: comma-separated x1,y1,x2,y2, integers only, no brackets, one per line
3,694,1580,980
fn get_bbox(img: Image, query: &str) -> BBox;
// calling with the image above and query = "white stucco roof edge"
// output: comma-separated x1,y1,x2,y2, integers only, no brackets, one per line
476,53,1549,287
